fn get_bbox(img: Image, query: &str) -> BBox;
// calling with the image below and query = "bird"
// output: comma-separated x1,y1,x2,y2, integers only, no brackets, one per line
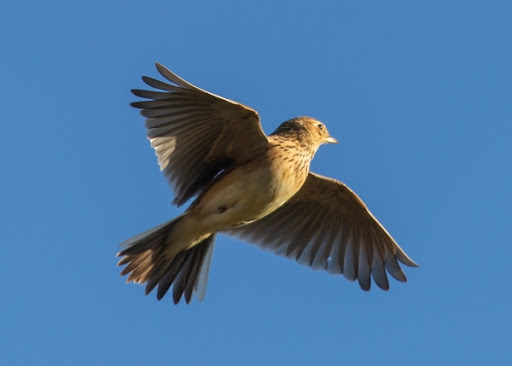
117,62,418,305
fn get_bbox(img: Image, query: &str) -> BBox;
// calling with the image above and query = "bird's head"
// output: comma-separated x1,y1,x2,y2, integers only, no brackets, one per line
274,116,338,148
298,116,338,146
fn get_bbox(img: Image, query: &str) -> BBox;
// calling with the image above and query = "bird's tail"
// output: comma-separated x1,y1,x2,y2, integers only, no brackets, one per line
117,216,216,304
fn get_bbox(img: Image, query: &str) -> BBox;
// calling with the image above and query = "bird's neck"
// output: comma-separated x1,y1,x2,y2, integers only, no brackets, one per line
271,129,315,151
269,134,316,157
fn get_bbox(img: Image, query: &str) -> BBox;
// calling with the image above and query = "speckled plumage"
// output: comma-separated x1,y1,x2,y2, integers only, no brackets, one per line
117,63,418,305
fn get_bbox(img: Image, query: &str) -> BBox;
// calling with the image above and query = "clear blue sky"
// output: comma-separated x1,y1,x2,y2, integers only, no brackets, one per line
2,1,511,365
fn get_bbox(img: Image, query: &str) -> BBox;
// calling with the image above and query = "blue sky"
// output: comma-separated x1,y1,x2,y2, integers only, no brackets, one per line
2,1,511,365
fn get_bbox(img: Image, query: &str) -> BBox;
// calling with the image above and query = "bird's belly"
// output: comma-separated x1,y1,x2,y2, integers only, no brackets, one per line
189,165,290,231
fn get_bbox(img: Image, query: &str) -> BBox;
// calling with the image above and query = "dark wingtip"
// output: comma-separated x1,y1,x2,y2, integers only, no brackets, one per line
129,100,144,109
393,273,408,283
373,275,390,291
155,62,169,80
156,291,165,301
409,261,420,268
144,285,153,296
141,75,153,86
155,61,166,74
358,277,371,292
131,89,147,98
373,281,390,291
172,292,182,305
396,250,420,268
117,256,129,267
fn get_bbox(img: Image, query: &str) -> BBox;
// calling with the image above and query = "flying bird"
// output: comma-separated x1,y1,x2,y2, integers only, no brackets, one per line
118,63,418,304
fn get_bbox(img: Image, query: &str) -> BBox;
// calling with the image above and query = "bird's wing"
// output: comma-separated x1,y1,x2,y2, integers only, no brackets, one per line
131,63,268,206
228,172,418,291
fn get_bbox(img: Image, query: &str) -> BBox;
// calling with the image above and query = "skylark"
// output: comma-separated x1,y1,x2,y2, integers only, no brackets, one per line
118,63,418,304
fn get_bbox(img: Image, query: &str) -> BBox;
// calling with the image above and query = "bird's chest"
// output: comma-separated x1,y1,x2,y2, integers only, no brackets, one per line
263,145,312,207
270,157,307,196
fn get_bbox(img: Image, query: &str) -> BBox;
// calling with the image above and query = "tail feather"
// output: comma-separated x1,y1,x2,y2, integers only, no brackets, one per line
172,250,199,303
119,217,182,256
155,251,187,300
117,217,216,304
194,239,215,301
176,234,216,304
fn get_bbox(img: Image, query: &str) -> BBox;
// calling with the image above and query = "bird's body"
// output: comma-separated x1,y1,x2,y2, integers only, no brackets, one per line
118,63,418,304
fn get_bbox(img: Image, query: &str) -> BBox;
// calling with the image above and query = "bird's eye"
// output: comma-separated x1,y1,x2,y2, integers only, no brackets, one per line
317,124,324,130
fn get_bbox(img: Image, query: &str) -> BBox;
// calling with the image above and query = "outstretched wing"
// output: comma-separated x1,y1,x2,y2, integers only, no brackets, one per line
228,172,418,291
131,63,268,206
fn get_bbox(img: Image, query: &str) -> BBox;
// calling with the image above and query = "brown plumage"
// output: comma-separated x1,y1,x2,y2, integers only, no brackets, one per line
118,62,418,304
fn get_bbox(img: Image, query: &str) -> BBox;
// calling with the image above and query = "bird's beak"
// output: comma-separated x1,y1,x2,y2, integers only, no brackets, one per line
325,136,338,144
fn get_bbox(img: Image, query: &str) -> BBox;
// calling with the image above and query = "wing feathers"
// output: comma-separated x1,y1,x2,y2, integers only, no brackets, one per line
131,63,267,206
229,172,417,291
